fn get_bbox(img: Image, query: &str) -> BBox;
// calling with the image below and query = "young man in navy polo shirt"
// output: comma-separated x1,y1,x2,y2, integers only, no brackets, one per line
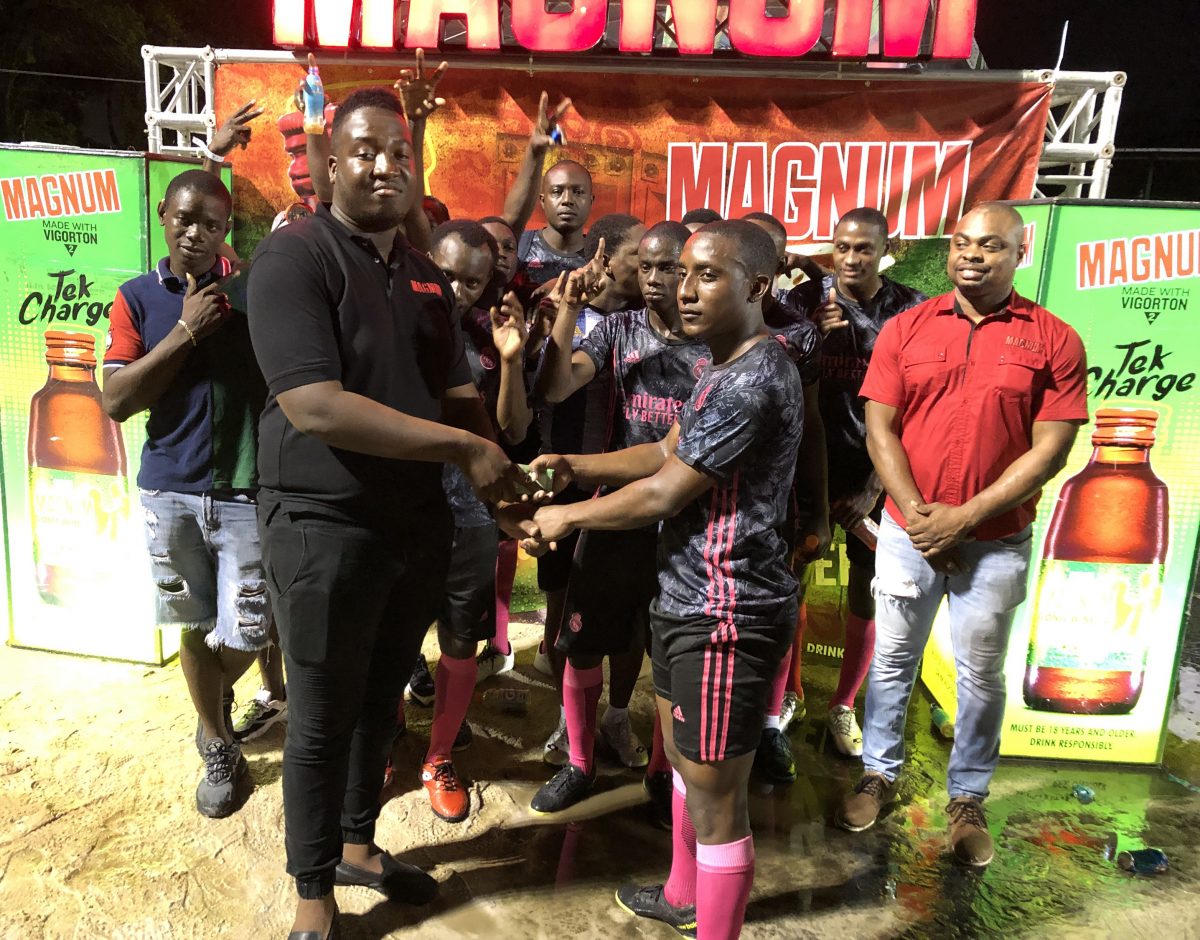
840,203,1088,867
103,170,270,820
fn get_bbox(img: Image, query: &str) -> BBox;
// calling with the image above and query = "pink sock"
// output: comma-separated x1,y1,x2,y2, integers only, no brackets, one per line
494,539,518,655
696,835,755,940
647,709,671,776
426,654,477,761
788,604,806,694
563,662,602,774
830,614,876,708
663,771,697,907
765,650,790,719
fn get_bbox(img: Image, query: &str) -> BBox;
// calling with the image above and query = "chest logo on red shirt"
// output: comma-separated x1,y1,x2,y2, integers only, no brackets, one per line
1005,336,1046,355
410,280,443,296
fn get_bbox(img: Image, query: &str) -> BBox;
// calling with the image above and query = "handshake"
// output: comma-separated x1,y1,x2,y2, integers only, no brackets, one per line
481,455,580,557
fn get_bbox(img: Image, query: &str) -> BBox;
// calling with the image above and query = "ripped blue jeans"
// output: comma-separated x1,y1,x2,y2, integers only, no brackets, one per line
862,512,1033,799
140,489,272,652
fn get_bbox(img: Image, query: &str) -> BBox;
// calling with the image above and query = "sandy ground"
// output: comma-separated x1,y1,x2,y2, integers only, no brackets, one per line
4,616,1200,940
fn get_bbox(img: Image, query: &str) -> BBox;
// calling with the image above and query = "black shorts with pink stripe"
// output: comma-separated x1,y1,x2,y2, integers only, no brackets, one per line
650,598,796,763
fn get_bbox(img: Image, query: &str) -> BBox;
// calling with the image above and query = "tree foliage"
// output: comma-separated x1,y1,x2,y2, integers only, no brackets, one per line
0,0,271,149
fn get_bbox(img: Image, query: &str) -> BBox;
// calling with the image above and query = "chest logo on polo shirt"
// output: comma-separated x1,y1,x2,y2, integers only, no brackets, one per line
410,280,443,296
1005,336,1046,355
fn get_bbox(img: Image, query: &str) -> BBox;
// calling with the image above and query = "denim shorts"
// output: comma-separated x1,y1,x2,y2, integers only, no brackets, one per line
140,489,272,652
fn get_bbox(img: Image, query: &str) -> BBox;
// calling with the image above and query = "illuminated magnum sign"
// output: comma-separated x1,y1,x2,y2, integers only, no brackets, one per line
274,0,978,59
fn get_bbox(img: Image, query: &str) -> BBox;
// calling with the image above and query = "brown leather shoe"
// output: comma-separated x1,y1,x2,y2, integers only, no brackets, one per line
836,773,892,832
947,797,994,866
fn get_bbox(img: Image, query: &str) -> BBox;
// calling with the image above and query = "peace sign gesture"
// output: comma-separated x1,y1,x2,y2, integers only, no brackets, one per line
394,48,448,122
210,100,264,158
530,91,572,153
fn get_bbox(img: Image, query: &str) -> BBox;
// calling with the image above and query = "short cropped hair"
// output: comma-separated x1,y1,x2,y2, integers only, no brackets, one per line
163,169,232,216
698,219,778,280
836,207,890,242
583,213,643,259
542,159,593,189
642,220,692,251
478,215,516,238
741,211,787,243
431,219,499,265
681,207,722,226
330,87,406,139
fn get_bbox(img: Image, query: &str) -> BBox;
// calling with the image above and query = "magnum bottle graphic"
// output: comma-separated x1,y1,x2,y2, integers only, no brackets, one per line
1023,408,1169,715
27,331,129,606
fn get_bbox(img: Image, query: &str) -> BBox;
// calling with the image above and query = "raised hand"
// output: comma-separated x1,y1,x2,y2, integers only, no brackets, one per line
490,291,528,362
530,91,572,153
394,48,448,122
210,100,264,158
563,237,606,307
813,287,848,334
295,53,326,117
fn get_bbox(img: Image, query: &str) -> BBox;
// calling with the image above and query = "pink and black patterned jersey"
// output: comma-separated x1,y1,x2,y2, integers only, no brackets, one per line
577,309,709,452
661,337,805,625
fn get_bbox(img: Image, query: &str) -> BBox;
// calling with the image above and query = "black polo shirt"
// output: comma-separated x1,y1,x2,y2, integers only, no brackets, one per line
247,203,471,528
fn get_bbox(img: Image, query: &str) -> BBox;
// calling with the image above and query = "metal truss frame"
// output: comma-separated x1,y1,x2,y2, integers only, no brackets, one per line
142,45,1124,199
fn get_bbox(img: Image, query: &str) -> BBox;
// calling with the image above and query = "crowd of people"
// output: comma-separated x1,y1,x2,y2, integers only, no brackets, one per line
100,52,1088,940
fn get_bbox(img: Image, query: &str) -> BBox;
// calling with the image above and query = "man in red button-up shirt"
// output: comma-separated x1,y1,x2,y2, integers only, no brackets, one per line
835,203,1088,868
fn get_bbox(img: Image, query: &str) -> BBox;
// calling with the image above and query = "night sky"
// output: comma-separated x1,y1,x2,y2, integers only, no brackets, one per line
973,0,1200,150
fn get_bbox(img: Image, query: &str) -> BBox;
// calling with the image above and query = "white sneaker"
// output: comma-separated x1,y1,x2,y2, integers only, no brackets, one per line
476,644,515,683
828,705,864,757
543,717,570,767
599,712,649,769
533,642,554,677
779,691,805,734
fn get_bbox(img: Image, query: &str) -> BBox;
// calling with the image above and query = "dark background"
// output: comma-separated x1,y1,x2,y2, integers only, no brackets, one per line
2,0,1196,199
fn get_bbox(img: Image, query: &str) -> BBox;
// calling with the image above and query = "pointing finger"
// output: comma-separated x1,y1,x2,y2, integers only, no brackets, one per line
307,52,318,72
414,47,425,80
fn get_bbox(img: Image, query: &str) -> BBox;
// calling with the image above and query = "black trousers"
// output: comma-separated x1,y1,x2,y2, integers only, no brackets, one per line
260,501,451,898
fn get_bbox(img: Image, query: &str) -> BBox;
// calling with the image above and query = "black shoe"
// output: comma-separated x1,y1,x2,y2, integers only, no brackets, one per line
615,883,697,938
754,727,797,785
334,851,438,905
644,771,673,830
195,690,236,755
530,764,595,814
453,720,473,752
196,738,249,818
406,655,436,706
286,908,339,940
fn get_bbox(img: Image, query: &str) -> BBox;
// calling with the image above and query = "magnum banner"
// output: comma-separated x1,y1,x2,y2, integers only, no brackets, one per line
213,62,1050,253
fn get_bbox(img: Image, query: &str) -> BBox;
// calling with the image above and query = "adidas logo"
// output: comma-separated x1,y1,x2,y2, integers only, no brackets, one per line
624,351,641,363
672,704,685,723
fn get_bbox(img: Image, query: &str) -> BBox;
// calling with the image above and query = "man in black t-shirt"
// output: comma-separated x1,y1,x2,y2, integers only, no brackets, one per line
523,222,804,940
246,88,529,940
785,207,926,759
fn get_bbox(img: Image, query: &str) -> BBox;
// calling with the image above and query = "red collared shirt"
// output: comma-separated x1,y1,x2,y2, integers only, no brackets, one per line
860,290,1088,540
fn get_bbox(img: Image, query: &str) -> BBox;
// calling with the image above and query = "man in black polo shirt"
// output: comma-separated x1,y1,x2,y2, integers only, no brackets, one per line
247,87,528,940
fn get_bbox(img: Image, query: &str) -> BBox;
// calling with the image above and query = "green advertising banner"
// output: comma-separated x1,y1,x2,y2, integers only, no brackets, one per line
0,146,220,664
922,200,1200,764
